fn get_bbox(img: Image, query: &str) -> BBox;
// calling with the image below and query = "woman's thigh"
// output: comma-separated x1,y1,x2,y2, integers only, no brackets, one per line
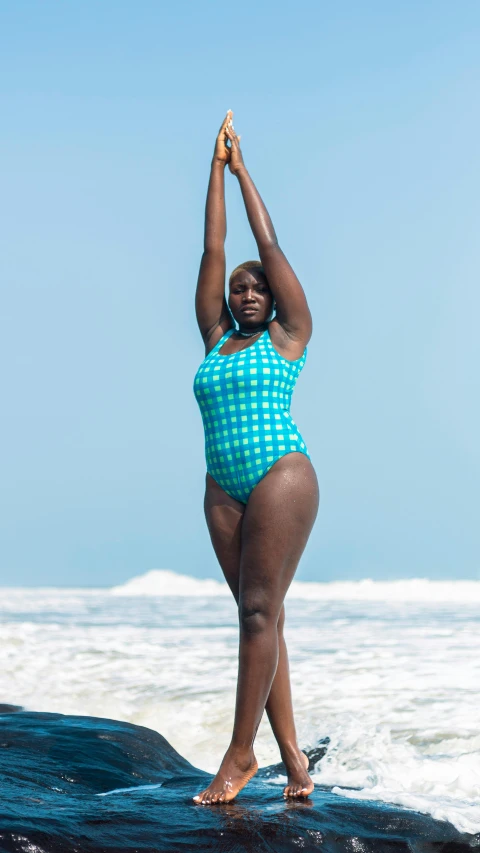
239,453,319,615
204,472,245,601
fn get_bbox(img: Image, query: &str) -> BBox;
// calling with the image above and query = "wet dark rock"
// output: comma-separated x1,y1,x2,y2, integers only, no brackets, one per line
0,710,478,852
257,738,330,778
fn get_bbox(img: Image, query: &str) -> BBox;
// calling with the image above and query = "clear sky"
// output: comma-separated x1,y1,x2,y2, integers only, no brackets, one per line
1,1,479,586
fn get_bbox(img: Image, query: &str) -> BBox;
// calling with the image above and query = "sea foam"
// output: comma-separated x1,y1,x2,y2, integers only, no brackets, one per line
110,569,480,602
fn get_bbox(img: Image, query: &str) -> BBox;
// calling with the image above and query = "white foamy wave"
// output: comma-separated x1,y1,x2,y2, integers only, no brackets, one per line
308,720,480,836
288,577,480,602
110,570,480,602
110,569,229,597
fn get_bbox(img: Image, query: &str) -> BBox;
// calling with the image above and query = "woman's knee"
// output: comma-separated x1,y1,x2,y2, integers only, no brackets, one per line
239,595,278,635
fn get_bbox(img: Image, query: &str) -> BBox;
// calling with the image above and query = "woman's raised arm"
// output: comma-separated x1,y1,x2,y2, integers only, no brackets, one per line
225,121,312,345
195,111,235,349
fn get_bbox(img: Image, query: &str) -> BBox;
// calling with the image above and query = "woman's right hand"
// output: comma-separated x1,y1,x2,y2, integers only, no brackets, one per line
225,119,244,175
213,110,233,166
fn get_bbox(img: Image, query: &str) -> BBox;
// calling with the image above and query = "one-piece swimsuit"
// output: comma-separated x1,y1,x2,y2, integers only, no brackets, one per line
193,325,310,504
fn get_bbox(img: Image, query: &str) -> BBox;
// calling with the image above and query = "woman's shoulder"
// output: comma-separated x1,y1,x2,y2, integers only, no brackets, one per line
267,320,309,362
203,321,234,356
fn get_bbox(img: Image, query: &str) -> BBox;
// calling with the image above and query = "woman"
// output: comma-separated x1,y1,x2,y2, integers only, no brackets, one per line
193,111,319,805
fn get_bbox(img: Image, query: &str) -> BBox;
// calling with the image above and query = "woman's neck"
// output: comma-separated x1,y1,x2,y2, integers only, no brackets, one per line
236,322,268,338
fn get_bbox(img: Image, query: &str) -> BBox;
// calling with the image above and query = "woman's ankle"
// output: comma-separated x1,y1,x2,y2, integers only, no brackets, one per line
228,741,256,765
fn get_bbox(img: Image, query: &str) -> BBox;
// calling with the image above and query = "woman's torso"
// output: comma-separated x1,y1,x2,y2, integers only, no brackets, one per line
193,324,310,493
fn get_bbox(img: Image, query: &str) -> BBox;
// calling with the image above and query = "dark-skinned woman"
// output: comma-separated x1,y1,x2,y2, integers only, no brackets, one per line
193,111,319,805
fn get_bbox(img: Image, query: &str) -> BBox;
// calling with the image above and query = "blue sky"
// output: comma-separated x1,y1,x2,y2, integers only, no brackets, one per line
1,1,479,586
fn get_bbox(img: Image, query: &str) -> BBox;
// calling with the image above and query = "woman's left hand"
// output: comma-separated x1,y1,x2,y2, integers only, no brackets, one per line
225,119,245,174
213,110,233,166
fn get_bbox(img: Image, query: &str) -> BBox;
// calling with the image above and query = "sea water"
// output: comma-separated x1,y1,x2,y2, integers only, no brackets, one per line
1,571,479,835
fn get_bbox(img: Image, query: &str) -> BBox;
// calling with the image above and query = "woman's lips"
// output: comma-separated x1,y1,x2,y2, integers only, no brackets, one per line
241,307,258,313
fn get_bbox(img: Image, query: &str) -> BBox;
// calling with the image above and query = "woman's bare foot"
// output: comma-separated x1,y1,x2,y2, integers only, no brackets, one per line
193,747,258,805
283,748,314,798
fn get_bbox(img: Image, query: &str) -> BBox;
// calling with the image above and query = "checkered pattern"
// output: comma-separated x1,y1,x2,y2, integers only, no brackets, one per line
193,327,310,504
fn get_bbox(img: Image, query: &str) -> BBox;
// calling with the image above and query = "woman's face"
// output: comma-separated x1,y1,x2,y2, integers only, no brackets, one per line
228,268,274,327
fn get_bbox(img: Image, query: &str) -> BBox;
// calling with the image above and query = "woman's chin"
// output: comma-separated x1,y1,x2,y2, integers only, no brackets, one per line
237,316,267,325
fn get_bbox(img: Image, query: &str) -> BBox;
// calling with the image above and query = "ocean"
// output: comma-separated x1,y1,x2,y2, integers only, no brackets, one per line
1,571,479,848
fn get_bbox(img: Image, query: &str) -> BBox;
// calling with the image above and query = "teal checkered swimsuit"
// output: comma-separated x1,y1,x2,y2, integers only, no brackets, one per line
193,325,310,504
